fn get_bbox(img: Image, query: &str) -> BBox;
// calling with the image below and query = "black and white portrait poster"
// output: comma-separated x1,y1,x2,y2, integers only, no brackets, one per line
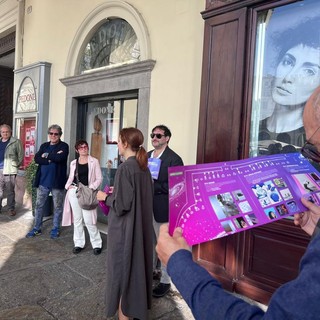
250,0,320,157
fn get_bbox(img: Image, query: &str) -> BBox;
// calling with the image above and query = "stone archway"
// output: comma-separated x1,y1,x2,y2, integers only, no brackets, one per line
61,1,154,156
64,0,151,77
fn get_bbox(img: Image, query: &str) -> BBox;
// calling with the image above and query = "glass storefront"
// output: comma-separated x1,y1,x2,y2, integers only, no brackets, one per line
80,93,138,189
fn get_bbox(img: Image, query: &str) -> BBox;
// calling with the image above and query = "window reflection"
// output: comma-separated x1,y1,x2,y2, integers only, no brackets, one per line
250,0,320,157
85,96,138,188
79,18,140,73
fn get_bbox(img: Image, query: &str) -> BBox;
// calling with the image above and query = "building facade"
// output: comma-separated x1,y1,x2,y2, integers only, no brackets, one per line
0,0,204,168
1,0,319,305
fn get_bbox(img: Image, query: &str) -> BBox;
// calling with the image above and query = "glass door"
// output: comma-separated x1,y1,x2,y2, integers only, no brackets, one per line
81,94,138,188
77,93,138,224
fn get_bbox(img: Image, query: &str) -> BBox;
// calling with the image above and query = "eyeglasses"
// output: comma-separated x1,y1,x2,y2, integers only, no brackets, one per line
150,133,165,139
49,132,60,136
301,126,320,162
78,145,88,150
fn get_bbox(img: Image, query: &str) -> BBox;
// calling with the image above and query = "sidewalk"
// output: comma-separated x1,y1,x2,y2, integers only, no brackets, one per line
0,206,194,320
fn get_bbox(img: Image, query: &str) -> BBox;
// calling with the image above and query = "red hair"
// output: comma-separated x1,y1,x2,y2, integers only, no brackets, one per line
119,128,148,170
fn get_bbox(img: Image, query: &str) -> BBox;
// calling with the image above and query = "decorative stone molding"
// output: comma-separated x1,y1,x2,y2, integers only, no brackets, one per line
206,0,241,9
60,59,156,157
0,31,15,55
60,60,155,86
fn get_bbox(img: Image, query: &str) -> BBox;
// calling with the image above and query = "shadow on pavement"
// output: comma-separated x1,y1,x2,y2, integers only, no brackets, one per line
0,207,194,320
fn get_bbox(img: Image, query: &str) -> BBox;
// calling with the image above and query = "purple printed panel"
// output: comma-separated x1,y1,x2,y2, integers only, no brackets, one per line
168,153,320,246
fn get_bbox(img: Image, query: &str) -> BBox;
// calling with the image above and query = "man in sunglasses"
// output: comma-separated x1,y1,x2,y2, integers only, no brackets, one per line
26,124,69,239
156,87,320,319
147,124,183,298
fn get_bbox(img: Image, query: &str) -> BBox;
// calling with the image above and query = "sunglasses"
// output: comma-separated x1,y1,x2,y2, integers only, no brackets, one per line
49,132,60,136
78,145,88,150
150,133,165,139
301,126,320,162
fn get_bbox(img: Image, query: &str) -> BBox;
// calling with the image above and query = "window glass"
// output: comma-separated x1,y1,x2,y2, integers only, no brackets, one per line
85,96,138,187
79,18,140,73
16,117,36,169
249,0,320,157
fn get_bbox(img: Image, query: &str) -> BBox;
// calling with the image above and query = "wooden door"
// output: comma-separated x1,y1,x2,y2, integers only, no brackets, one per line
196,6,247,292
196,0,310,304
197,8,247,164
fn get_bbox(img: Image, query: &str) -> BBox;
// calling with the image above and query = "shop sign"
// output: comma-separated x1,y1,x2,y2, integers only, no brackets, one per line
16,77,37,113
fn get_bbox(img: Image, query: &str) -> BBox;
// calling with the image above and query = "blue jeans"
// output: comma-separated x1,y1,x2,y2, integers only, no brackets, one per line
34,185,65,230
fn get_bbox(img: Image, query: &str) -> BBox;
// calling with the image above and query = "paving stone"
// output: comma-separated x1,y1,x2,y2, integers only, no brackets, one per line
0,209,194,319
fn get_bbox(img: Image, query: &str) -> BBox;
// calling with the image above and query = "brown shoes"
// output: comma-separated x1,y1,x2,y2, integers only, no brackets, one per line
9,209,16,216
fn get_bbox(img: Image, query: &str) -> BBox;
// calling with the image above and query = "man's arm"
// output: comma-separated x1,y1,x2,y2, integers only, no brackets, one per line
157,215,320,320
34,143,48,165
156,225,265,320
16,139,24,166
47,142,69,163
265,234,320,319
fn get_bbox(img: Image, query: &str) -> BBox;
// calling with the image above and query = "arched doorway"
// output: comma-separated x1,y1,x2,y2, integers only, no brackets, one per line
60,1,155,228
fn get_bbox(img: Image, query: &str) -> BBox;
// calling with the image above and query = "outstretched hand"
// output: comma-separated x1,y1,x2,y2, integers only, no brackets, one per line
294,197,320,236
97,190,107,202
156,223,190,266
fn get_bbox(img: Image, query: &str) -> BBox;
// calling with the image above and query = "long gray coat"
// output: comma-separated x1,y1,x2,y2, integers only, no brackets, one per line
105,156,153,320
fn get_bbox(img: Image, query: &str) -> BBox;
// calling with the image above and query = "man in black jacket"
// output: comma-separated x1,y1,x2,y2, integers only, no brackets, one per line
26,124,69,239
148,124,183,297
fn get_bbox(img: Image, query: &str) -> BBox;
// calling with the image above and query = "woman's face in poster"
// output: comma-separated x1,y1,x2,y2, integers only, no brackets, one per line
272,44,320,106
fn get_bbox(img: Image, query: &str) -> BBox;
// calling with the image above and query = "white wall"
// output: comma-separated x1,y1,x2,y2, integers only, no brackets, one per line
6,0,205,165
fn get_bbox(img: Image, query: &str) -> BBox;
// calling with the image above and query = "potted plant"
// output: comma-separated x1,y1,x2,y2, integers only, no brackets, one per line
24,159,38,213
25,159,53,216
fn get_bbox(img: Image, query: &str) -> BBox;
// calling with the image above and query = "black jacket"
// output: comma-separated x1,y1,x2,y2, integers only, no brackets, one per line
147,146,183,222
33,140,69,190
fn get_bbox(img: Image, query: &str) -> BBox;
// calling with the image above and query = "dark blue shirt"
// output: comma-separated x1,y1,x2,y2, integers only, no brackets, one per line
39,145,57,188
168,235,320,319
0,140,10,169
34,140,69,190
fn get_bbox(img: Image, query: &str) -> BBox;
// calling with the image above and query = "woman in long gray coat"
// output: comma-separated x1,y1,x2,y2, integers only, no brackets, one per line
97,127,153,320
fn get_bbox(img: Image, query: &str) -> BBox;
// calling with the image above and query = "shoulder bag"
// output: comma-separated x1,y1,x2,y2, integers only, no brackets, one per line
75,160,99,210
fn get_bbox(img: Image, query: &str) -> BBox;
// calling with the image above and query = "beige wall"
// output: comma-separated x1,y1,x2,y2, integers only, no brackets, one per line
0,0,17,36
3,0,205,165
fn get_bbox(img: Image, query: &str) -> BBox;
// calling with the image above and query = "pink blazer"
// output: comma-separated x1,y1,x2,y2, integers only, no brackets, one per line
62,156,103,226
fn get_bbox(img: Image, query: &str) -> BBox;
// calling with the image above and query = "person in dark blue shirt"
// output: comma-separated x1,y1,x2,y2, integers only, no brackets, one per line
26,124,69,239
156,85,320,320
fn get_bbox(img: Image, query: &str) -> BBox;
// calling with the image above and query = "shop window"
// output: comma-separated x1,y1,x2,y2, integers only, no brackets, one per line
16,117,36,169
249,0,320,157
81,94,137,188
79,18,140,74
15,76,38,169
